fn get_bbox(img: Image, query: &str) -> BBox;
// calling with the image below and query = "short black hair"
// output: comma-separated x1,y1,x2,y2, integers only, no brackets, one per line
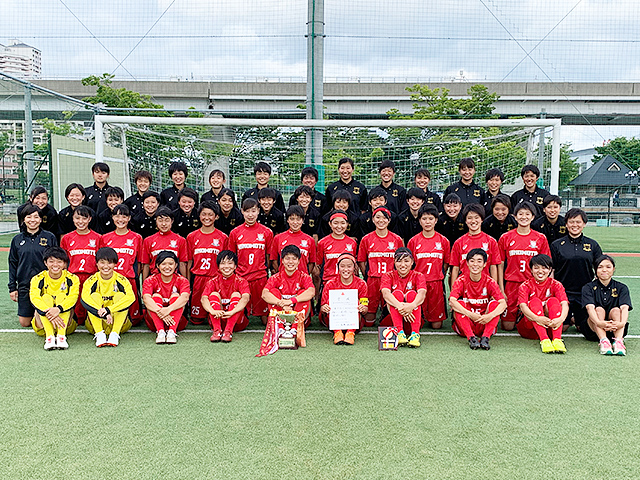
241,198,259,211
466,248,487,263
565,208,587,224
379,160,395,172
73,205,93,218
281,244,301,259
338,157,354,168
134,170,152,183
142,191,161,202
64,183,86,200
95,247,118,264
595,254,616,270
92,162,110,174
198,201,221,217
332,190,352,205
293,185,314,200
368,186,387,201
542,194,562,209
406,187,426,201
168,161,188,177
209,169,225,181
29,186,48,201
443,193,462,205
462,203,485,221
155,250,179,268
529,254,553,270
458,157,475,170
112,204,130,217
254,161,272,175
300,166,319,182
286,205,305,219
257,188,277,200
414,168,431,180
21,204,41,218
513,201,537,217
218,188,237,204
154,206,174,220
491,194,512,212
394,247,414,263
178,187,198,203
105,186,124,201
521,164,540,178
418,203,439,219
485,168,504,182
216,249,237,267
43,246,69,265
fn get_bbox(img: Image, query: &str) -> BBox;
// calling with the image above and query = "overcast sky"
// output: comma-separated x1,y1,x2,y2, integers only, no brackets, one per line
2,0,640,149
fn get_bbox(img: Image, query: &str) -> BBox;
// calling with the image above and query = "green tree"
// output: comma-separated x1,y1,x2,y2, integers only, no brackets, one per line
593,137,640,172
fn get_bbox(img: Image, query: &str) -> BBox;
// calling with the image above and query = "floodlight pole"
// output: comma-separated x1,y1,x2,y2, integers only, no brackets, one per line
306,0,324,188
24,85,35,195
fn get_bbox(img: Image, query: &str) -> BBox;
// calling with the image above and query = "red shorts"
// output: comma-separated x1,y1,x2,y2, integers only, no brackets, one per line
503,281,520,323
74,272,91,324
516,317,539,340
366,276,383,314
126,277,143,325
248,277,269,316
190,274,213,322
421,280,446,324
144,311,188,332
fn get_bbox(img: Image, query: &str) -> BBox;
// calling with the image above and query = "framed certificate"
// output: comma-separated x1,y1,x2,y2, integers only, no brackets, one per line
328,289,359,330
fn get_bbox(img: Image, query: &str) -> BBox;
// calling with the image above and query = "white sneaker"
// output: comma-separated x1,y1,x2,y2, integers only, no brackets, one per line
155,329,166,344
165,330,177,344
106,331,120,347
44,335,56,350
56,334,69,350
94,331,108,347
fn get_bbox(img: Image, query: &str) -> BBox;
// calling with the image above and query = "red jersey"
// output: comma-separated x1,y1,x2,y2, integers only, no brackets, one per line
357,230,404,278
142,273,190,301
316,234,358,282
407,231,450,281
518,277,568,306
264,269,314,299
99,230,143,279
498,229,550,283
203,273,250,304
450,273,504,314
380,269,427,294
187,228,228,277
271,229,317,273
321,276,368,306
60,230,101,275
228,222,274,281
141,231,188,274
450,232,501,277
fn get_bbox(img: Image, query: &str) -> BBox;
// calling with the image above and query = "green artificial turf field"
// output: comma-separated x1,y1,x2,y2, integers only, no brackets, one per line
0,226,639,479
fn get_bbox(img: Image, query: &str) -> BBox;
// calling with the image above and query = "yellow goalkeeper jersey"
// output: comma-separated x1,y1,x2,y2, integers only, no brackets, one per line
80,271,135,317
29,270,80,315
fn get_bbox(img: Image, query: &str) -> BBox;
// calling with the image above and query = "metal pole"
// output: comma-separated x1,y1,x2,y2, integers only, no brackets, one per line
95,116,104,164
306,0,324,189
538,108,546,188
549,122,561,195
24,85,35,194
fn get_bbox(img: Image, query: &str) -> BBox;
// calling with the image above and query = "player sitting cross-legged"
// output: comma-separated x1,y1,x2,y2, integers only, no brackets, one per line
81,247,136,348
449,248,507,350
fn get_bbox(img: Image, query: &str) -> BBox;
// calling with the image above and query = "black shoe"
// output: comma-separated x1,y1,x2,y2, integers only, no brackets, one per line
468,336,480,350
480,336,491,350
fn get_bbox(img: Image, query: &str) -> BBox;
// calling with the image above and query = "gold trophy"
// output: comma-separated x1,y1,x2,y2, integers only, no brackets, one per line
276,310,298,350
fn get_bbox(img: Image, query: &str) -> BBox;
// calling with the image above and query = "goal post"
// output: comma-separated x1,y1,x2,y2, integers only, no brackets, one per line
94,116,562,196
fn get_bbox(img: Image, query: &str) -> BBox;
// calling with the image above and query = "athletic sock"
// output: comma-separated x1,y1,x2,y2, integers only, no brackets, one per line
532,321,550,341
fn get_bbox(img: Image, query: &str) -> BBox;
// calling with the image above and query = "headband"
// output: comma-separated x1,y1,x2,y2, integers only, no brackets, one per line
330,211,348,222
336,253,357,267
372,207,391,218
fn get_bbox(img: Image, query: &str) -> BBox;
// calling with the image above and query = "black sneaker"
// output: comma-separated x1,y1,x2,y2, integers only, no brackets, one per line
480,336,491,350
468,336,480,350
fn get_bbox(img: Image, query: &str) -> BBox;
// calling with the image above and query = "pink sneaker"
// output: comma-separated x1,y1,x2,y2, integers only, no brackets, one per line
612,338,626,356
599,338,613,355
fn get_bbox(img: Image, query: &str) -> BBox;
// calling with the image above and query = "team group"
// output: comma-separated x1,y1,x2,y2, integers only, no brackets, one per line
9,156,632,354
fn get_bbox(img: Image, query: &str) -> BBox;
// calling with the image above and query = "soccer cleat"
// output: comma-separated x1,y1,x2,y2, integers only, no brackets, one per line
480,336,491,350
210,329,222,343
44,336,56,351
106,332,120,347
397,331,408,347
165,330,177,344
333,330,345,345
221,331,233,343
408,332,421,348
599,338,613,355
56,335,69,350
155,329,166,344
552,338,567,354
468,336,480,350
613,338,626,356
344,331,355,345
540,338,554,354
94,331,108,348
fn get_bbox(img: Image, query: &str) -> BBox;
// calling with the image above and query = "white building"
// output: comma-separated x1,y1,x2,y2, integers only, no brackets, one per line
570,147,596,175
0,39,41,79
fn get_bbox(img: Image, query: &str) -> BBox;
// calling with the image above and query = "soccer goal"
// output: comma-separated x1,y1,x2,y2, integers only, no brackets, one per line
94,116,562,201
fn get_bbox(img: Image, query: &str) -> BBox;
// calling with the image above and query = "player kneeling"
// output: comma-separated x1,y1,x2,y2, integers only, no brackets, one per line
518,254,569,353
201,250,251,343
81,247,136,347
380,248,427,348
449,248,506,350
29,247,80,350
319,253,368,345
142,251,191,345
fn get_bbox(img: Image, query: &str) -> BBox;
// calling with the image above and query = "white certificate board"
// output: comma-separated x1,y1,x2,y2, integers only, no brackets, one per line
329,289,359,330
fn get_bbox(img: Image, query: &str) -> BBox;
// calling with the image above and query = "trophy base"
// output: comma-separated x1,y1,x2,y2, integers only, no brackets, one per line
278,337,298,350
